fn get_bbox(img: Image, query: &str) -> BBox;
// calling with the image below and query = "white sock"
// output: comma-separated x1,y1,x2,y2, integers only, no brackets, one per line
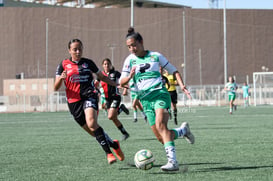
134,111,137,119
173,127,187,137
165,146,177,162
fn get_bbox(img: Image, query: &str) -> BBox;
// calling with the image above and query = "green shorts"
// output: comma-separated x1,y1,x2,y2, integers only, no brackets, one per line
229,94,236,101
140,89,171,126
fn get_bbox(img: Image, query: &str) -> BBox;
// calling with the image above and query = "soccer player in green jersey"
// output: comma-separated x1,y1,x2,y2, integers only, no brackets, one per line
224,76,238,114
120,27,194,172
242,82,250,107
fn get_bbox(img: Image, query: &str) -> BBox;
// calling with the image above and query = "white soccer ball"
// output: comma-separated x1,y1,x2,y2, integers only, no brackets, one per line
134,149,155,170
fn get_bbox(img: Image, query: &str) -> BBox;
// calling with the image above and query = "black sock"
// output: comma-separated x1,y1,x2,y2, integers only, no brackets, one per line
94,127,112,154
174,109,177,119
118,125,128,135
104,132,118,149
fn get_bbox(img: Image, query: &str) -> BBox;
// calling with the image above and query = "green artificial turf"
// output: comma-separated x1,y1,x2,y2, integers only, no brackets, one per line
0,105,273,181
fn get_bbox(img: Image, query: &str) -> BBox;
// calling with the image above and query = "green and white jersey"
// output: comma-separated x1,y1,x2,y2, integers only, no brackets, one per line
225,82,237,95
121,51,177,99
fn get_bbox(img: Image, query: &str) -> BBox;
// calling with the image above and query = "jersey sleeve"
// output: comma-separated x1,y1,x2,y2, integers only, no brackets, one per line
156,52,177,74
120,56,132,82
89,59,99,74
116,71,121,79
55,61,64,76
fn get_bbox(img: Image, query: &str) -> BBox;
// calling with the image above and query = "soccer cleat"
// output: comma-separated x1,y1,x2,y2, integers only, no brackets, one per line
120,104,130,115
113,140,124,161
161,160,179,171
134,118,138,122
107,153,117,164
121,133,130,141
181,122,195,144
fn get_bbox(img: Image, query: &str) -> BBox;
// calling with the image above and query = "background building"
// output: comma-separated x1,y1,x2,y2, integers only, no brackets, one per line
0,3,272,111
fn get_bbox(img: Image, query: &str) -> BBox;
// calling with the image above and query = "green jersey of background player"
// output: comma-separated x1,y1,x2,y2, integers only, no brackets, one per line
224,76,238,114
242,82,250,107
120,27,194,172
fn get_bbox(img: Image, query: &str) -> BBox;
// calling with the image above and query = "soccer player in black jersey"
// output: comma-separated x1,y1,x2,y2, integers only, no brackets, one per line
54,39,124,164
98,58,130,141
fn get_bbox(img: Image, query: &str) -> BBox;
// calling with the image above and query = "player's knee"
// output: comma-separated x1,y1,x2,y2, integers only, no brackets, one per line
156,123,166,132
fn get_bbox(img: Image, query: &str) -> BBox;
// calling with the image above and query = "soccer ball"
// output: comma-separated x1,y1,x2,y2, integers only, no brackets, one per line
134,149,155,170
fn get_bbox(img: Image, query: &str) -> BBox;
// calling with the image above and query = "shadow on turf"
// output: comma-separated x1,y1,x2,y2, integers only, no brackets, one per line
196,165,273,172
120,163,273,175
120,163,187,174
121,162,162,170
134,138,158,141
120,162,223,174
195,126,248,130
124,162,222,168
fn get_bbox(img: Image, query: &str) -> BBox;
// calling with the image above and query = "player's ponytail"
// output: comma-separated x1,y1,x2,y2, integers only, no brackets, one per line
126,27,143,42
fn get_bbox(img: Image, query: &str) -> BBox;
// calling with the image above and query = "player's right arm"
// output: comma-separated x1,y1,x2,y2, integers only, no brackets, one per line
122,87,128,96
120,57,135,87
54,63,66,91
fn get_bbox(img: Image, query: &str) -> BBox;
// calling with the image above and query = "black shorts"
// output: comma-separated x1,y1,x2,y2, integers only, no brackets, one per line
105,95,121,109
169,90,178,104
68,97,99,126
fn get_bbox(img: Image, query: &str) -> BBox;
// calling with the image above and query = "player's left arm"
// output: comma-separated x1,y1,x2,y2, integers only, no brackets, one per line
173,71,191,99
97,71,118,87
159,53,191,99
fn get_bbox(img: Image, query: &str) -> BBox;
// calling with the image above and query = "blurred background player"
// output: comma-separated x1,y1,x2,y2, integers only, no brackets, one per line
95,80,127,116
160,66,170,90
54,39,124,164
163,69,178,125
242,82,250,107
224,76,238,114
160,67,173,121
98,58,130,141
123,80,147,123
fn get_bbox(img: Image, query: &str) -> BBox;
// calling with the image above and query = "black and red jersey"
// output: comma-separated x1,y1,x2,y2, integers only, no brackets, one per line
56,57,99,103
99,69,120,99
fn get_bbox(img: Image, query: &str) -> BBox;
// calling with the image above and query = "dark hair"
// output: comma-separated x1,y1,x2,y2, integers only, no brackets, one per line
102,58,112,65
228,76,235,83
68,39,83,49
102,58,115,71
126,27,143,42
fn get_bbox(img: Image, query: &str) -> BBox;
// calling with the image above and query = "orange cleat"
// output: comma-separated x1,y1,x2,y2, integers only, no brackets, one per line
113,140,125,161
107,153,117,164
